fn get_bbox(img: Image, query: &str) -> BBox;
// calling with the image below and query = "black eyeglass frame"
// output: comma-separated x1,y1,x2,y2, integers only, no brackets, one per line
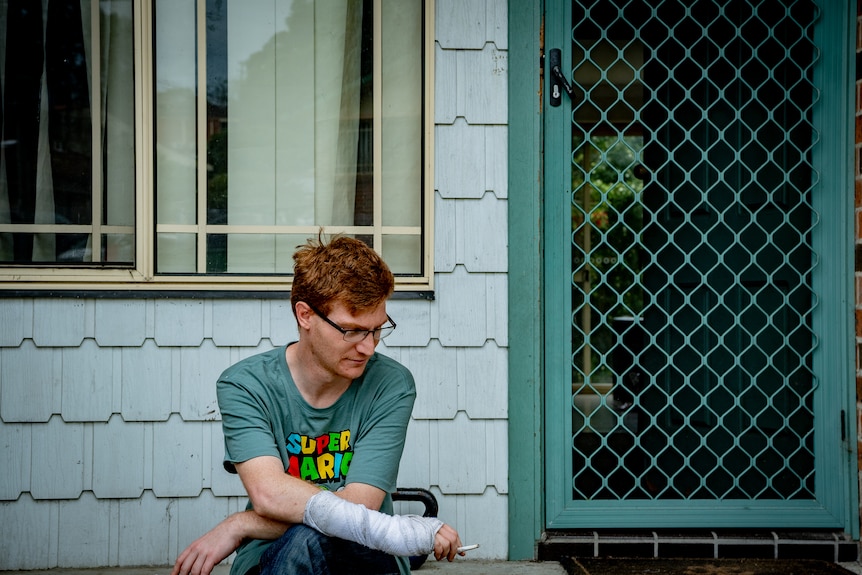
305,302,397,342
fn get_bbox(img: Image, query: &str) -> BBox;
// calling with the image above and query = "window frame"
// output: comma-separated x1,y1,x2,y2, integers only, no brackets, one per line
0,0,435,294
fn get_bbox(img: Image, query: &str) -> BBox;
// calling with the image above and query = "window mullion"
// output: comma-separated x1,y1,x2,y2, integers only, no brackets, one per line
137,0,153,279
90,0,103,263
196,0,208,273
373,0,383,252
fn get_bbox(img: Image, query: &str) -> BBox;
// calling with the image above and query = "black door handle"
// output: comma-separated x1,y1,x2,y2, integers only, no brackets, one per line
549,48,573,107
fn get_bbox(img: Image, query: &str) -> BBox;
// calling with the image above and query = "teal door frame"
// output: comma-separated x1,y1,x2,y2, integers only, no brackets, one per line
507,0,858,559
507,0,545,561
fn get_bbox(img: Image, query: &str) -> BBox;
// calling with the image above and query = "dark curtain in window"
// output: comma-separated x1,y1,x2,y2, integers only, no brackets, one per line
3,0,92,263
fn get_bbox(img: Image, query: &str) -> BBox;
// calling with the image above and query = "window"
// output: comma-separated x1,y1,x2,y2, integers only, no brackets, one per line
0,0,434,291
0,0,136,269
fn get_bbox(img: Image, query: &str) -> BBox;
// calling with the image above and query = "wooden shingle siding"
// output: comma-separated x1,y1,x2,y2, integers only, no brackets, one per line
59,491,112,567
436,121,487,198
33,299,88,347
0,491,248,569
0,298,25,345
178,341,229,420
435,44,459,123
436,127,507,202
405,0,509,557
485,126,508,196
92,416,146,498
432,414,506,494
435,195,459,272
436,0,486,49
457,193,508,272
30,417,85,499
117,490,174,566
95,300,147,347
1,340,58,422
121,341,173,421
62,340,114,421
5,495,52,569
212,300,264,347
154,300,205,347
460,344,507,419
383,300,433,346
400,419,432,486
391,342,459,419
0,0,511,567
436,268,507,347
441,488,510,548
436,268,492,346
152,415,206,498
210,424,246,496
0,422,28,500
268,301,299,346
458,46,508,124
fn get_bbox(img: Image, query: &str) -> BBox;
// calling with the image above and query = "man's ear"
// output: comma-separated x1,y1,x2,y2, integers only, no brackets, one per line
295,301,314,330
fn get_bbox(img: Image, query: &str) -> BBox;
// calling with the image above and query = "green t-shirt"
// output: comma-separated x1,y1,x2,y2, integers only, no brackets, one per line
217,344,416,575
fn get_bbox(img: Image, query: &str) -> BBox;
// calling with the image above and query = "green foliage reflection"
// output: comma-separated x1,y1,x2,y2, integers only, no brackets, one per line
572,134,644,383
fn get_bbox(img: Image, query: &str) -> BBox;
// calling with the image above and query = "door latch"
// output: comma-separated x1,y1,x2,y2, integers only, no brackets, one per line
549,48,573,107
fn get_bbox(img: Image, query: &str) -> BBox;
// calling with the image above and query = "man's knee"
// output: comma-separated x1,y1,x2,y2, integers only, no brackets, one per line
259,525,330,575
287,525,329,550
259,525,399,575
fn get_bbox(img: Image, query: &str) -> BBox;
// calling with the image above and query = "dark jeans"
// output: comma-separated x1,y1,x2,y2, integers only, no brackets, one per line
257,525,401,575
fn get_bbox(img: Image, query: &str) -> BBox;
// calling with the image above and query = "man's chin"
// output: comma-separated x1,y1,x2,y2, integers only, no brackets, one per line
341,360,369,378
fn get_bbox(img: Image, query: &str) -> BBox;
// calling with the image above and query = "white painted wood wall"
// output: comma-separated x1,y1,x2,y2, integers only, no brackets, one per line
0,0,510,569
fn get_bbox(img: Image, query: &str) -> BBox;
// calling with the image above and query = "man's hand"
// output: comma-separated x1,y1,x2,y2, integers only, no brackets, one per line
172,514,244,575
433,523,463,562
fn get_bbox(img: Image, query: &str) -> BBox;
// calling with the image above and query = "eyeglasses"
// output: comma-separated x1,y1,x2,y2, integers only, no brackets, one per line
306,303,397,343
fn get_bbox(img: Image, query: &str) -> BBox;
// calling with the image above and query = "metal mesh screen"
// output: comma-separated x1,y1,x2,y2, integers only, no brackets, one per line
569,0,818,501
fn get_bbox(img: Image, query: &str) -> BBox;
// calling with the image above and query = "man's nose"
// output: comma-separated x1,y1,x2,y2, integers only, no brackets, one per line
355,332,377,354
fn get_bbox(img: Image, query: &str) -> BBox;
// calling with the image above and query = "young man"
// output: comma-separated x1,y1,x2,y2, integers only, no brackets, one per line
172,235,461,575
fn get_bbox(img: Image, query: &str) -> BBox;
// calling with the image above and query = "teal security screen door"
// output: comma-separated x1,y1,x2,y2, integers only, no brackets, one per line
543,0,856,529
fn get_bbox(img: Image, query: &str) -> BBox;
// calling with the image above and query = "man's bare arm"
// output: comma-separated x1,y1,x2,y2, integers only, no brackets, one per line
172,455,390,575
173,454,461,575
171,509,288,575
234,455,387,521
238,455,461,560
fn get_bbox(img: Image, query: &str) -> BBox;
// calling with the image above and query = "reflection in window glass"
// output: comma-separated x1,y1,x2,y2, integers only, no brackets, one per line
154,0,426,276
0,0,135,265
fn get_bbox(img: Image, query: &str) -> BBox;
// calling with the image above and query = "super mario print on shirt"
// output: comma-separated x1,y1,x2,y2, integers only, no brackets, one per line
285,429,353,484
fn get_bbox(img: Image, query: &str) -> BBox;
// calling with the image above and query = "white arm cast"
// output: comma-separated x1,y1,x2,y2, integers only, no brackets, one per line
303,490,444,556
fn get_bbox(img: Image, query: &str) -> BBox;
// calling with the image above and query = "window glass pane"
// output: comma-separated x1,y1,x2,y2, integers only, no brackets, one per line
0,0,135,265
102,1,136,232
382,235,421,275
104,233,133,262
381,0,422,228
157,233,196,273
275,234,308,273
224,1,278,229
225,235,275,274
225,1,369,229
155,0,197,228
154,0,427,278
211,233,304,275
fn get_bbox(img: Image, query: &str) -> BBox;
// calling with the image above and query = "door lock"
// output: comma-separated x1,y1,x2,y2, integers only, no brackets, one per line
549,48,573,107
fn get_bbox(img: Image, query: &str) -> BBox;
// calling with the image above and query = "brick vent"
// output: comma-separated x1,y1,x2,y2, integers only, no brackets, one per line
539,531,857,563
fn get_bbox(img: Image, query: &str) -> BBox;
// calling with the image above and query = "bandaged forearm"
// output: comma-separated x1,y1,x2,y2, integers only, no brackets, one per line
303,490,444,556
